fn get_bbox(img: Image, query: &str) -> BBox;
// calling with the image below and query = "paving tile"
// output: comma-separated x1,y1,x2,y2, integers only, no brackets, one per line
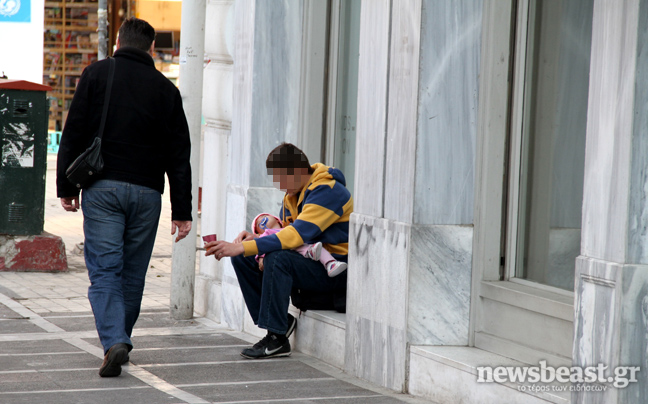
0,340,82,355
129,345,246,365
143,360,331,386
0,319,47,334
0,303,25,320
128,333,247,350
182,379,396,403
0,352,101,373
0,386,180,404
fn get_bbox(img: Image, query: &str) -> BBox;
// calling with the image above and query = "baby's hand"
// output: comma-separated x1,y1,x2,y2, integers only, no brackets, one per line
234,230,256,243
258,257,264,271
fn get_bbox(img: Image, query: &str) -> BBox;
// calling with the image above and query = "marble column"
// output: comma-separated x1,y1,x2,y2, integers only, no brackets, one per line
195,0,234,323
346,0,481,392
574,0,648,402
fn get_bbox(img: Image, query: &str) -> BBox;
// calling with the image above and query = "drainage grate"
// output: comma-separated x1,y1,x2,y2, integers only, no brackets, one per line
8,203,25,223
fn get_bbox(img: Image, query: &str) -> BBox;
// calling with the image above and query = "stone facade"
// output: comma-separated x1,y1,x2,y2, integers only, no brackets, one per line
195,1,648,402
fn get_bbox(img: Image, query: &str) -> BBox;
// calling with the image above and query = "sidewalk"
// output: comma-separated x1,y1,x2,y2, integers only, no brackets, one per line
0,154,433,404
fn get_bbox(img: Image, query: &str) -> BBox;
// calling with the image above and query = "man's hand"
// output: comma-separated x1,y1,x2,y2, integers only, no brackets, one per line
205,240,245,260
233,230,256,243
172,220,192,242
60,197,80,212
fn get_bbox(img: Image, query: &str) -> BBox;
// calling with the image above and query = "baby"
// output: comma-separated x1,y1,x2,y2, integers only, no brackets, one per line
252,213,347,277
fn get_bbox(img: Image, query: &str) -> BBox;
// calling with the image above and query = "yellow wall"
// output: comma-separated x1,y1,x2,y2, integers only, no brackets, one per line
136,1,182,31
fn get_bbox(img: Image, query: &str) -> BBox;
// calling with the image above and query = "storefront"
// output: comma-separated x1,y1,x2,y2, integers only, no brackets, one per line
197,1,648,403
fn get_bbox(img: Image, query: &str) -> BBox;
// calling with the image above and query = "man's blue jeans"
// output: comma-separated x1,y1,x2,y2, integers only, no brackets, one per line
82,180,161,354
231,250,339,335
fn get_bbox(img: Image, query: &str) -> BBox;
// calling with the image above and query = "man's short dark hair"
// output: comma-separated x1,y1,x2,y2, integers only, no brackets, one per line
118,17,155,52
266,143,314,175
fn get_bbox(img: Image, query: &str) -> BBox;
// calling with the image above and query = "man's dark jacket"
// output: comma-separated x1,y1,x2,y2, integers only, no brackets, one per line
56,47,192,221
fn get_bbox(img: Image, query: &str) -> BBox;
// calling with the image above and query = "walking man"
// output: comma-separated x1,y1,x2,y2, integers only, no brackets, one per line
205,143,352,359
56,17,192,377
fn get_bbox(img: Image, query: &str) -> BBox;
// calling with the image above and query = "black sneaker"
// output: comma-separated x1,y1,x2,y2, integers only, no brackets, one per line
286,313,297,338
240,332,291,359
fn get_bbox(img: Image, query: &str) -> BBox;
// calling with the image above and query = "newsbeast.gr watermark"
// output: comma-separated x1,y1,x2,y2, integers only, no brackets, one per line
477,361,640,391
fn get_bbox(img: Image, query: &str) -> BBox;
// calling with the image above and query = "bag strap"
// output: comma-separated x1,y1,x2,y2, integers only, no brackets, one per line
96,57,115,140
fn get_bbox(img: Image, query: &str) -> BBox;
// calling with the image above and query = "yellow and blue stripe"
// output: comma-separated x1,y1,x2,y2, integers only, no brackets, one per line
243,163,353,261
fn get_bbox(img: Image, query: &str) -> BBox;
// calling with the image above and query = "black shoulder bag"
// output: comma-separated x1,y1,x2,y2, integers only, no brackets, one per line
65,57,115,189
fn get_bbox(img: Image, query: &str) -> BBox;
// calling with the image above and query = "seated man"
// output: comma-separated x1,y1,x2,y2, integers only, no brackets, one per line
206,142,353,359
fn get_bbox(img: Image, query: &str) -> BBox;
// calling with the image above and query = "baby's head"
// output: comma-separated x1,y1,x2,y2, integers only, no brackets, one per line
252,213,283,235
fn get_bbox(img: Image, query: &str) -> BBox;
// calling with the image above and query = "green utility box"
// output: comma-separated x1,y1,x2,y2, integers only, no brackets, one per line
0,80,52,235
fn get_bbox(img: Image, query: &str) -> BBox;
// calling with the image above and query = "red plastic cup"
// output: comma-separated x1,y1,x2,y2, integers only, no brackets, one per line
202,234,217,244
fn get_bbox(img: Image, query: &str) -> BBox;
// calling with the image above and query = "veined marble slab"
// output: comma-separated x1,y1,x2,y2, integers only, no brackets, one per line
415,0,482,225
346,214,410,391
408,225,472,345
249,0,302,188
581,0,638,263
628,0,648,264
246,187,285,231
384,0,421,223
354,0,390,217
574,256,648,403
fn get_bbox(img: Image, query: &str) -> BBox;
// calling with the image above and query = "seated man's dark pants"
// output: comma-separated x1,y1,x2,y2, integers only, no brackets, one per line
231,250,339,334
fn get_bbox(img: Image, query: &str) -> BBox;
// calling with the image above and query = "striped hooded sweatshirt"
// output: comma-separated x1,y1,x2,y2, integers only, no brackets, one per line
242,163,353,262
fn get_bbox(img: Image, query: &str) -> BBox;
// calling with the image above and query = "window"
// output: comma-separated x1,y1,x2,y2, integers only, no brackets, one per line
298,0,360,194
325,0,361,195
472,0,594,366
509,0,593,291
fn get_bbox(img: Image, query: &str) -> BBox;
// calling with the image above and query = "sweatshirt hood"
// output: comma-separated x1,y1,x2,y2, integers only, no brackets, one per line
310,163,347,187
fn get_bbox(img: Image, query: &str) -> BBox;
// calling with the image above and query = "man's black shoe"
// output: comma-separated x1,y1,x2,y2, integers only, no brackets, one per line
240,332,291,359
99,343,129,377
286,313,297,338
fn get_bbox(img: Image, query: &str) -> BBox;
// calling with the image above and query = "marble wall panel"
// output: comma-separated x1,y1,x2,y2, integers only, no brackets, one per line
572,257,648,403
581,0,638,263
346,315,407,392
217,186,248,331
245,187,285,231
194,275,223,323
194,275,210,317
628,0,648,264
198,249,219,282
202,63,233,125
205,0,234,62
199,126,228,281
229,0,255,187
354,0,390,217
383,0,421,223
408,225,472,345
346,213,410,391
293,312,346,369
415,0,482,225
220,272,245,332
224,184,247,245
249,0,303,188
201,126,229,242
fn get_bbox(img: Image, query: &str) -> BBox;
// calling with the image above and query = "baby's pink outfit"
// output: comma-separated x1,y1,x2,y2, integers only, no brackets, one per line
255,228,335,265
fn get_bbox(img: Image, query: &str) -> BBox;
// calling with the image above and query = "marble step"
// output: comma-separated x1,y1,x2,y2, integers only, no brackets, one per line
291,309,346,370
409,346,570,404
